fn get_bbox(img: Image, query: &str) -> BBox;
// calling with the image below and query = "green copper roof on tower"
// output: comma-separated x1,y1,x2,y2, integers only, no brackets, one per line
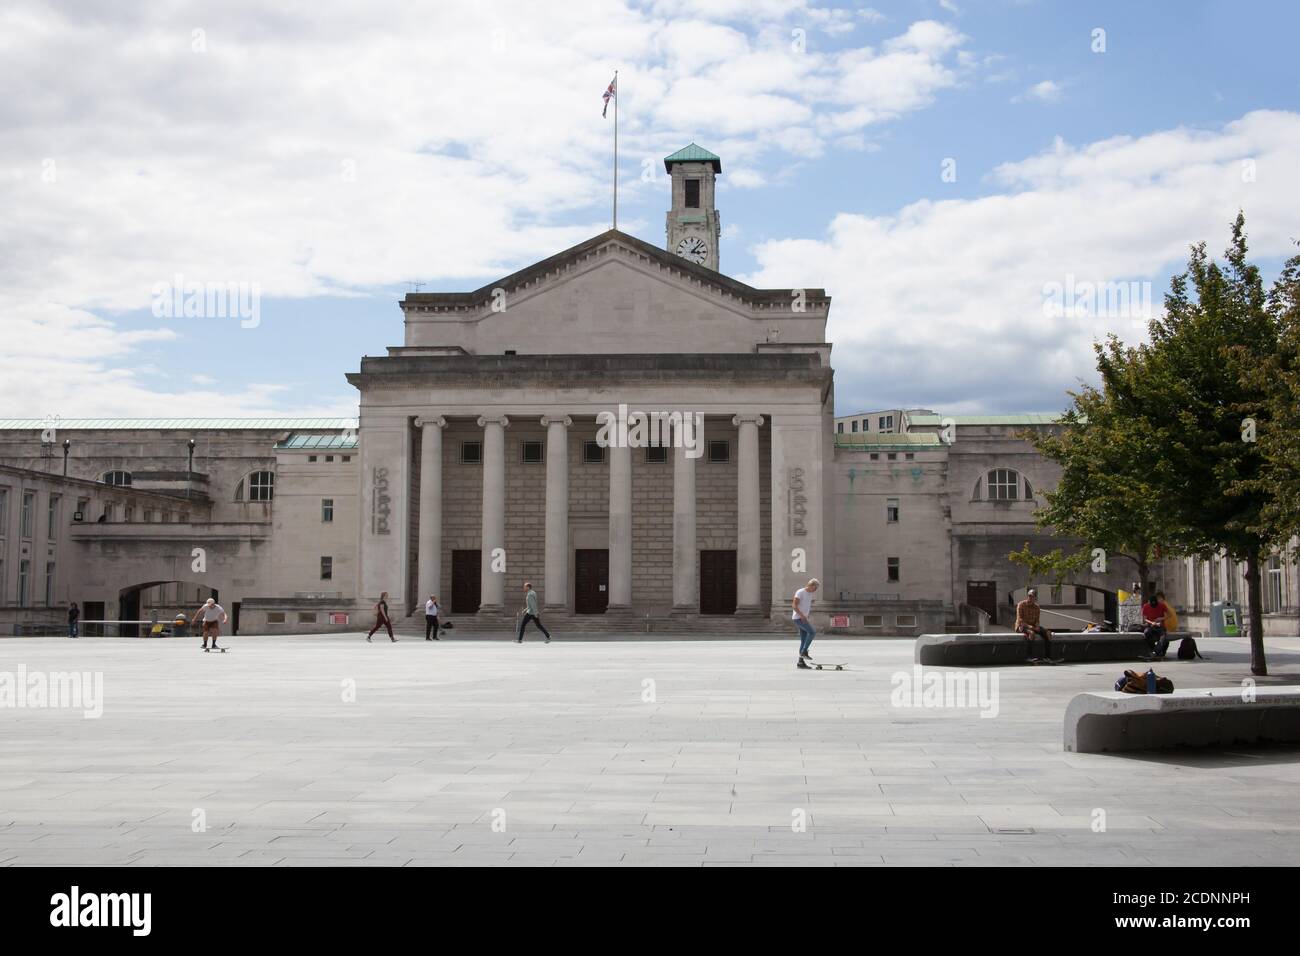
663,143,721,173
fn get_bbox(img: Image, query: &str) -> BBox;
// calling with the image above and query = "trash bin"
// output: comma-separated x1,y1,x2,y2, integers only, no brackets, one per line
1210,601,1241,637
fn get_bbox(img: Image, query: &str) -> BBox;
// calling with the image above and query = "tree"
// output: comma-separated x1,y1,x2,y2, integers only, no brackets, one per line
1013,364,1183,604
1108,213,1280,675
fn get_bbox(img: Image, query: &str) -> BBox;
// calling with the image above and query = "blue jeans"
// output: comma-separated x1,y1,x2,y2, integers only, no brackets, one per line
794,618,815,655
68,622,79,638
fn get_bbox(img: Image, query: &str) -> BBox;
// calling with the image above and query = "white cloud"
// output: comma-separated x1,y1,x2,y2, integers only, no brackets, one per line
742,111,1300,414
1014,79,1063,103
0,1,975,416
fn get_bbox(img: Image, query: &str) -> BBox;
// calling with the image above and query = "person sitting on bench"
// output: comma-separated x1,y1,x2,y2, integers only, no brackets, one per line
1141,591,1173,659
1015,588,1053,659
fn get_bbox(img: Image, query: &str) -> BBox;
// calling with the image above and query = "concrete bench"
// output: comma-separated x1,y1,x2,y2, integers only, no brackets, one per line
914,631,1195,666
1064,687,1300,753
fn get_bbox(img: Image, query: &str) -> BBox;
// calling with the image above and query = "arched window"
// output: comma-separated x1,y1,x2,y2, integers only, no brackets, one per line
102,471,132,486
979,468,1025,501
235,470,275,502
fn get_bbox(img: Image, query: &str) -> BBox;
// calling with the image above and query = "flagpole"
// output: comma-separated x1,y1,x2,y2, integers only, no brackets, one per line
612,70,619,231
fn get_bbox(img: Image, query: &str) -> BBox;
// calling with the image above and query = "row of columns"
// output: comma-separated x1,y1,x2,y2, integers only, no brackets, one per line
416,413,765,613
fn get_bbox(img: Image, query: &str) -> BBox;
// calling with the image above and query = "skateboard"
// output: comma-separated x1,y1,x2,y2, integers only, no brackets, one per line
1026,657,1065,665
203,646,228,653
808,662,846,671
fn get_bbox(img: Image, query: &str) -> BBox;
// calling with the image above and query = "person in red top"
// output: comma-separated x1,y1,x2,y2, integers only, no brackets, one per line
1140,592,1171,659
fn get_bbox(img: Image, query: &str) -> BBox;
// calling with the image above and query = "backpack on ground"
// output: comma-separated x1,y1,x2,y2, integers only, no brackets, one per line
1115,669,1174,694
1176,636,1203,660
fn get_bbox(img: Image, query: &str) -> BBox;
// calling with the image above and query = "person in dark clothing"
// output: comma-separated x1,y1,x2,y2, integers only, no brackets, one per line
515,583,551,643
68,602,80,639
367,591,397,642
424,595,441,641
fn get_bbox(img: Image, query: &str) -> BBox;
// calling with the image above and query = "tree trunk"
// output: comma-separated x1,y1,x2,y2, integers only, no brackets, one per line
1137,558,1150,598
1244,551,1267,676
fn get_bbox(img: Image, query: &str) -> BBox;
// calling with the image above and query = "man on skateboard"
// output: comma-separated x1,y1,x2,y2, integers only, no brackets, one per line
193,598,228,651
1015,588,1055,662
516,582,551,643
791,578,820,669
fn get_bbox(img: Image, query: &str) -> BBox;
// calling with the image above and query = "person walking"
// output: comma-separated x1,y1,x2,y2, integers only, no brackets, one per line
67,601,80,639
515,582,551,643
192,597,228,651
367,591,397,642
791,578,820,668
424,595,441,641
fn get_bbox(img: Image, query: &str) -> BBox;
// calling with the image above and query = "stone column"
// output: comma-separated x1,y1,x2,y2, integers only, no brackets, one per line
541,414,572,610
477,415,509,612
672,421,697,613
607,442,632,611
416,416,446,605
734,414,765,611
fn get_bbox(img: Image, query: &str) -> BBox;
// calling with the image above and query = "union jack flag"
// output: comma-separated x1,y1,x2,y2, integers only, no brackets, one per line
602,75,616,118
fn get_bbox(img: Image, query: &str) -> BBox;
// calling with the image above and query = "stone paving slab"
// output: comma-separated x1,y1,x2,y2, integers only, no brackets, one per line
1,634,1299,866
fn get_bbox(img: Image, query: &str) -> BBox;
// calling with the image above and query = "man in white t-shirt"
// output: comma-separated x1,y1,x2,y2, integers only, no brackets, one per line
791,578,820,669
193,598,228,651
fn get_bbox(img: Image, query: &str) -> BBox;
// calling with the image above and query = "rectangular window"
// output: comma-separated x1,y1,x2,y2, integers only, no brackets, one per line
0,488,8,532
896,614,917,628
267,612,286,624
879,415,895,433
836,422,844,434
143,509,153,522
21,491,35,538
342,455,352,462
1227,558,1239,604
684,178,700,208
461,441,482,464
322,498,334,522
1268,557,1283,613
887,557,900,582
869,453,879,461
863,614,883,628
47,495,60,538
298,612,318,624
18,559,30,605
103,503,116,522
583,440,605,464
708,440,729,463
75,497,88,521
905,453,915,461
321,556,333,581
645,445,668,463
886,498,899,523
44,561,55,605
987,469,1020,501
521,441,544,464
1074,586,1088,605
161,512,171,524
886,452,897,461
124,505,134,523
325,455,334,462
308,455,318,462
1209,556,1220,604
851,420,859,433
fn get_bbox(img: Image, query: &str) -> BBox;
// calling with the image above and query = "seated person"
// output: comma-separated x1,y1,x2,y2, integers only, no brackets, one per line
1140,592,1172,659
1015,588,1054,659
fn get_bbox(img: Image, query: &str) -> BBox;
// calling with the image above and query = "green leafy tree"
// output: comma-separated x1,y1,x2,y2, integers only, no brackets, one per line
1106,213,1280,674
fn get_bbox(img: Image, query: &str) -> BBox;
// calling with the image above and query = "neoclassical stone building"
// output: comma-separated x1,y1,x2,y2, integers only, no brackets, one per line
5,144,1273,637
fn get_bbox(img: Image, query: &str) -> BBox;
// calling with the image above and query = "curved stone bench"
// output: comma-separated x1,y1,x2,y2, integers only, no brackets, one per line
914,631,1194,666
1064,687,1300,753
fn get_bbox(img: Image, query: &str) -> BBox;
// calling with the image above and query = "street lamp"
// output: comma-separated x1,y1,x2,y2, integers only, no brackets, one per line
187,439,196,477
62,439,70,476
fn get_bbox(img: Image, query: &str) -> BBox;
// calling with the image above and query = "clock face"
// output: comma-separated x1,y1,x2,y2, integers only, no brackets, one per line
675,236,709,264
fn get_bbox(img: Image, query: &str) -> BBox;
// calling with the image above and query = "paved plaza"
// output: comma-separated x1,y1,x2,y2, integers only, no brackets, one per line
2,633,1299,866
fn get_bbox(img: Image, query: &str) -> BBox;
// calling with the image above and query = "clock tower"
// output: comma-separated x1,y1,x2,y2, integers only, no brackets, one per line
664,144,721,272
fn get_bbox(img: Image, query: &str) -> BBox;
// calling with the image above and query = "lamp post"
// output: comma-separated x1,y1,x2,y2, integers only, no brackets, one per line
62,439,70,476
187,439,196,477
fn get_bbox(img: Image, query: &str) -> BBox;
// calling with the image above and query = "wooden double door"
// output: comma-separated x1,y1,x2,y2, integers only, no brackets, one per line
451,550,481,614
575,549,608,614
700,550,737,615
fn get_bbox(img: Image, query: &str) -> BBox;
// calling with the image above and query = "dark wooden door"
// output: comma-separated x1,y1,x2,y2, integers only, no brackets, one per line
700,550,737,615
83,601,105,637
966,580,997,623
451,550,481,614
575,549,608,614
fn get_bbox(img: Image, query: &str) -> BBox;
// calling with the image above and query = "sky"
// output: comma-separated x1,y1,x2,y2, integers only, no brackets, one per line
3,0,1299,420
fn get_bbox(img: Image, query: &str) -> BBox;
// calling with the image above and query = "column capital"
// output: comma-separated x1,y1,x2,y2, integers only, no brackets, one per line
540,414,573,428
476,415,511,428
414,415,447,430
732,413,766,428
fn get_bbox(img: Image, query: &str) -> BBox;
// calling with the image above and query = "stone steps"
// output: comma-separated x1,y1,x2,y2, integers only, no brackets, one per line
396,610,786,636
